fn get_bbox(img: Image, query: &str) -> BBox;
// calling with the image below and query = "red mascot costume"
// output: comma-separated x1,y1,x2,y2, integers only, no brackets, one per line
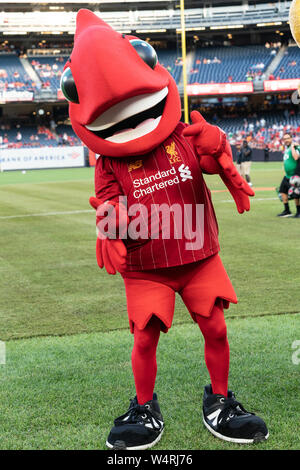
61,9,269,449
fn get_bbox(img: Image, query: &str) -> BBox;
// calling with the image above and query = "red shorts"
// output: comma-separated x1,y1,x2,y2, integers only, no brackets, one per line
122,254,237,333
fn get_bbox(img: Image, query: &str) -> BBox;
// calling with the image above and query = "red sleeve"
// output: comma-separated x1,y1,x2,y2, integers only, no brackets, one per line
94,156,124,202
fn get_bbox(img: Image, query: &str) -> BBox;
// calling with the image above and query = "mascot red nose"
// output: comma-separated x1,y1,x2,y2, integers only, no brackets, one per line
62,9,268,449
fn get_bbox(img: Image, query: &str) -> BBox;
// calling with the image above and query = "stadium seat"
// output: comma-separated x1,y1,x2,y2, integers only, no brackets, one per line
189,46,275,84
0,54,35,91
272,46,300,79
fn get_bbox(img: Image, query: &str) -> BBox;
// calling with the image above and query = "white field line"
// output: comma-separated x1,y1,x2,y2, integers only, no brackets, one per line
220,197,278,203
0,197,279,219
0,209,94,219
0,179,92,188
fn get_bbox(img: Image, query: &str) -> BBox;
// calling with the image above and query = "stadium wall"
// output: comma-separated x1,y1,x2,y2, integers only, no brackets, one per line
0,145,86,171
231,146,283,162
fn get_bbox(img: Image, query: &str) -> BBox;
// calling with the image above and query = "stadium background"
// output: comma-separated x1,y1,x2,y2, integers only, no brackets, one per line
0,0,300,170
0,1,300,451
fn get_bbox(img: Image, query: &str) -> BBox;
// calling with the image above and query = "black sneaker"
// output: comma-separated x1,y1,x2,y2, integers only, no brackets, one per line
106,394,164,450
293,212,300,218
277,210,292,217
202,385,269,444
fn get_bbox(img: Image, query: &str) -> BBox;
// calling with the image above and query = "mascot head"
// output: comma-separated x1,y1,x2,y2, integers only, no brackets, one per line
61,9,181,157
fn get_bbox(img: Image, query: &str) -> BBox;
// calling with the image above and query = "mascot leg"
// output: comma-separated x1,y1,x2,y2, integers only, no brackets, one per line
178,255,268,443
195,299,229,397
106,315,164,450
106,286,169,450
198,300,269,443
106,316,164,450
131,315,161,405
106,272,175,450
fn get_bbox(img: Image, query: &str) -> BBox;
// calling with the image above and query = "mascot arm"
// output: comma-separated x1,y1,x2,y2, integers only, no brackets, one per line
89,157,128,275
182,111,254,214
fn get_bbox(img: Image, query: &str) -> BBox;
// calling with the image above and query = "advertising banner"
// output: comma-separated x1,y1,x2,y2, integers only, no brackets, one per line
186,82,254,95
0,145,85,171
263,79,300,92
0,90,33,102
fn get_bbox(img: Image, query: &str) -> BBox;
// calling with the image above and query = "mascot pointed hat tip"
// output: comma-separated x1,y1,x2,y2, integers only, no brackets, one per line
75,9,112,41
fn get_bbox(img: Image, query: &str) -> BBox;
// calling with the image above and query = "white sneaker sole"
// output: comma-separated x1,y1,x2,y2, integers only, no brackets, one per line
203,415,269,444
106,428,164,450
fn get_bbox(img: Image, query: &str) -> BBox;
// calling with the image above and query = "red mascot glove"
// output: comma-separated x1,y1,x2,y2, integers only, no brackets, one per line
183,111,254,214
89,197,128,275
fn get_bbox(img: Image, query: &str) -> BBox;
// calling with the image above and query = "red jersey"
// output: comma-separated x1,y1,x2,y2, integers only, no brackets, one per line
94,122,219,271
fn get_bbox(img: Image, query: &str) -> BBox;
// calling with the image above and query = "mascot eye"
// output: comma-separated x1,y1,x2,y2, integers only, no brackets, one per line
60,67,79,103
129,40,158,69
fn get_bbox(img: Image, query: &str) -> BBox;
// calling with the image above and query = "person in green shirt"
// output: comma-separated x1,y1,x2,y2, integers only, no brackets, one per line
278,132,300,218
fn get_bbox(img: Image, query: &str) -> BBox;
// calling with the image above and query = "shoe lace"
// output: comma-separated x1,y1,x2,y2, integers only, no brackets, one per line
116,401,161,429
217,397,253,425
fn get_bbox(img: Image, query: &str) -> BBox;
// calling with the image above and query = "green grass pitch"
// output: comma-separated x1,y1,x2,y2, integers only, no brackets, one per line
0,162,299,450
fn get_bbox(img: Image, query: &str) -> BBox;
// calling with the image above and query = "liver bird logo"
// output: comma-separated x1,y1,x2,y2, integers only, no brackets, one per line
165,141,181,164
128,159,143,172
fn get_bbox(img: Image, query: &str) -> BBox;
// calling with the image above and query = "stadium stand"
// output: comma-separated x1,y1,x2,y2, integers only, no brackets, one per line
0,124,80,148
0,54,35,91
0,44,299,95
30,51,183,89
189,45,277,84
271,45,300,79
29,56,66,90
0,12,299,156
157,49,182,84
1,108,299,151
214,111,300,150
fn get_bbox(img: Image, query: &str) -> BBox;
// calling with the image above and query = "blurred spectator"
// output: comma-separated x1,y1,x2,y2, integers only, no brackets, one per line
277,132,300,218
50,119,56,132
260,117,266,128
236,140,253,187
62,132,69,144
264,144,270,162
236,142,243,174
